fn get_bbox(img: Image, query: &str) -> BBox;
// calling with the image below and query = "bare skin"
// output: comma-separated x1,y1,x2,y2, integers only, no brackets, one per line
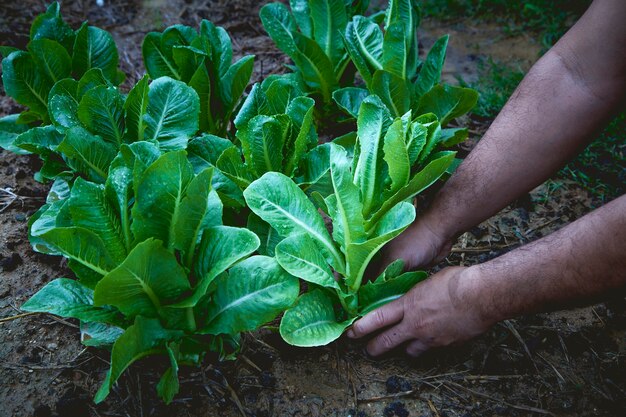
347,0,626,357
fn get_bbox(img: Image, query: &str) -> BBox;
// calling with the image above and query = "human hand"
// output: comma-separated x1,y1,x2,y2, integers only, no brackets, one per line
347,267,493,357
375,216,454,275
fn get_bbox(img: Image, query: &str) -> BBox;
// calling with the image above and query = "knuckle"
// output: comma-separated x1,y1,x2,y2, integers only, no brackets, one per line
373,309,387,327
408,315,424,333
350,322,363,336
405,320,441,348
379,333,396,350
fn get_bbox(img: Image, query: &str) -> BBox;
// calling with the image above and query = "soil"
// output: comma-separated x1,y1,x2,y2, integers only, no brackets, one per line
1,1,624,417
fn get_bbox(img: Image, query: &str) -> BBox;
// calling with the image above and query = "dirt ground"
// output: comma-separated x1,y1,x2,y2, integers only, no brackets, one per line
0,1,624,416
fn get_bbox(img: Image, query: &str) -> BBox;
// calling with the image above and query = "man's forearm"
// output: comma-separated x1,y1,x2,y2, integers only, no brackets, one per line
424,0,626,240
463,194,626,323
349,194,626,357
351,1,626,357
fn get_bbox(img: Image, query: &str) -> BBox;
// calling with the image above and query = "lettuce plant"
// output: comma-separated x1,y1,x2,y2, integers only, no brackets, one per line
191,74,338,253
22,147,299,403
0,0,481,404
3,74,200,186
0,1,126,171
143,20,254,137
243,95,457,346
260,0,370,110
181,75,327,213
1,4,253,187
0,3,209,183
335,0,478,144
0,2,123,126
220,74,325,191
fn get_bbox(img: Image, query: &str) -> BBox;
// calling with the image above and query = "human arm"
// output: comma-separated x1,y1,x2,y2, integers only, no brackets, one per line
348,194,626,356
383,0,626,271
348,0,626,356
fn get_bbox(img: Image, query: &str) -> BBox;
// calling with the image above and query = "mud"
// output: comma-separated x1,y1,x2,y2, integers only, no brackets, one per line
420,19,542,85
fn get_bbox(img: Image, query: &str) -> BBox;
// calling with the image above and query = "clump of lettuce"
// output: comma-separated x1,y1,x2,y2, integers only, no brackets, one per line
142,20,254,137
0,2,123,126
260,0,373,115
23,147,298,403
335,0,478,145
0,0,481,405
0,3,203,184
245,96,460,346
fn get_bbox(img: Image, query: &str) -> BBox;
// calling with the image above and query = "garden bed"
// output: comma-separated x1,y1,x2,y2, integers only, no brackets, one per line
0,1,624,416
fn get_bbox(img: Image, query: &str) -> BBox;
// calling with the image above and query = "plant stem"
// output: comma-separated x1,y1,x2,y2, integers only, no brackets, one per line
186,307,197,331
337,290,358,317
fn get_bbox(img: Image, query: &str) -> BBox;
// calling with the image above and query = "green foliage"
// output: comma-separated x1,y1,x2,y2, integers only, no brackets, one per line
0,114,30,154
338,0,478,142
5,74,200,183
184,73,335,231
3,0,479,403
0,3,205,185
560,114,626,203
142,20,254,137
244,96,455,346
458,58,525,119
419,0,590,50
22,149,298,403
1,3,121,124
260,0,369,109
210,74,328,193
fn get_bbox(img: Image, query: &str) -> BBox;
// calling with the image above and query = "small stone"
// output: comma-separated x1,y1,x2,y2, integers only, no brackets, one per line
14,213,26,222
259,371,276,388
385,375,412,394
383,401,409,417
0,253,22,271
46,342,58,350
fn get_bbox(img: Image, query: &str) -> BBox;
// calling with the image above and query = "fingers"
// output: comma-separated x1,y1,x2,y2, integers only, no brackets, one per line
405,340,429,357
366,325,411,356
346,300,403,339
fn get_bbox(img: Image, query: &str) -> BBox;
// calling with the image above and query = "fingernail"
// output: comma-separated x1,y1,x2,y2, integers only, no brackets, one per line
346,329,355,338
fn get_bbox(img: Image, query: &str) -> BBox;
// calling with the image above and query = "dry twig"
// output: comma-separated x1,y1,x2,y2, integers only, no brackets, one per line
0,187,43,212
358,390,415,403
450,243,517,254
0,187,19,212
445,381,556,416
502,320,539,373
0,312,39,323
428,399,441,417
239,354,262,373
